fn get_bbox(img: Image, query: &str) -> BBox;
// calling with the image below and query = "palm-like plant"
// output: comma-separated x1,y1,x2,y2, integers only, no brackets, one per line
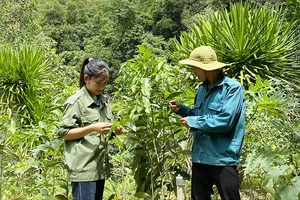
169,2,300,88
0,45,55,125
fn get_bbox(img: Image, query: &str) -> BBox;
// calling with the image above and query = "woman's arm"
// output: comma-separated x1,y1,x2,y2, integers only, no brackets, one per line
63,122,112,140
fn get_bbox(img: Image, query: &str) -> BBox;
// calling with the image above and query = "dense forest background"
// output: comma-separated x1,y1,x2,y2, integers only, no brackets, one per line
0,0,299,199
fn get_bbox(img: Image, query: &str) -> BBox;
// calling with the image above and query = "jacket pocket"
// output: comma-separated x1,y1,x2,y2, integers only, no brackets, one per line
81,114,99,126
208,102,222,114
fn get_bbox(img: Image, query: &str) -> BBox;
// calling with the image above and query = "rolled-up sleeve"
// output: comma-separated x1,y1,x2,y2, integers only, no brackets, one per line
57,103,80,138
187,85,244,133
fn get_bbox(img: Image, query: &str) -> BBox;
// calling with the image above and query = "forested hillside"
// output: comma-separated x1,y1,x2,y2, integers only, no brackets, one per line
0,0,299,199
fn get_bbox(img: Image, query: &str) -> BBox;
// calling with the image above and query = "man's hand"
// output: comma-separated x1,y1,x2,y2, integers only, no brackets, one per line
180,117,190,128
169,100,180,112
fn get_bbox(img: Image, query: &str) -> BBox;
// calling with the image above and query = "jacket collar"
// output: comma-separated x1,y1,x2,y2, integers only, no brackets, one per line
80,86,107,108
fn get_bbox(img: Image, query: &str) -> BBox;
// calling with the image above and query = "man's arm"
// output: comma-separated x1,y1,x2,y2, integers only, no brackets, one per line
187,85,245,133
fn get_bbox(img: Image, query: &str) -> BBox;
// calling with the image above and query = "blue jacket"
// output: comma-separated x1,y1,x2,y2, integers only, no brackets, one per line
177,73,246,166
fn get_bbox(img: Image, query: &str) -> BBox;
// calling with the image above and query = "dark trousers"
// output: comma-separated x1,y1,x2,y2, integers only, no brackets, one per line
192,163,240,200
71,179,105,200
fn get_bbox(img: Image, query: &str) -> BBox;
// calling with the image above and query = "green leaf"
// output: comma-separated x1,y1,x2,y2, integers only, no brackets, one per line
134,192,151,198
141,78,151,98
55,194,68,200
142,96,151,114
166,91,182,100
59,184,68,190
265,165,290,184
279,176,300,200
110,122,122,132
38,121,47,130
9,120,16,134
108,194,116,200
263,179,275,196
295,130,300,137
129,121,137,132
181,150,192,156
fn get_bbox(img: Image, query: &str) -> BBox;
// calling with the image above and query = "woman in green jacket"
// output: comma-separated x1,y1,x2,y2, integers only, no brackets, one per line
58,58,124,200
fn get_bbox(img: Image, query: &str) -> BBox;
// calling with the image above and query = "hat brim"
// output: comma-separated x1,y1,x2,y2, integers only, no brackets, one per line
179,59,227,71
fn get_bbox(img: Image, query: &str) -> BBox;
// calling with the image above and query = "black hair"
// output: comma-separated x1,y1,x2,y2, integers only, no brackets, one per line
79,58,110,88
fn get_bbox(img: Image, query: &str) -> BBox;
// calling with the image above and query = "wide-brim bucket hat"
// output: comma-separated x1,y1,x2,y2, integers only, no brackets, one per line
179,46,227,71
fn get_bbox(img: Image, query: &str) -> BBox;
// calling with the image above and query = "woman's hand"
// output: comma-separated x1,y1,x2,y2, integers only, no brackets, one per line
91,122,113,135
169,100,180,112
64,122,112,140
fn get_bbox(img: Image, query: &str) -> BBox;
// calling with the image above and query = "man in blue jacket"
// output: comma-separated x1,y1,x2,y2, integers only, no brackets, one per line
170,46,246,200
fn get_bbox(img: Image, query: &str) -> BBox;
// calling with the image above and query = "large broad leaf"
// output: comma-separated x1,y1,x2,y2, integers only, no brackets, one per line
279,176,300,200
265,165,291,184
